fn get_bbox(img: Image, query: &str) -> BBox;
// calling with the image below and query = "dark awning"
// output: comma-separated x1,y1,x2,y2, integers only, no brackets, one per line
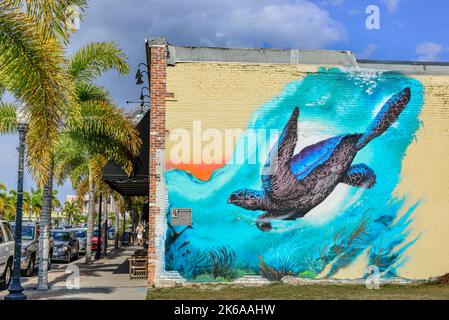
102,110,149,196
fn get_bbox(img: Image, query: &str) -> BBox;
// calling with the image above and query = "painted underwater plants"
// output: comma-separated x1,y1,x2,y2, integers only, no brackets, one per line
317,212,371,276
209,245,237,279
255,203,418,280
321,205,418,279
166,244,240,282
228,88,412,232
258,256,293,281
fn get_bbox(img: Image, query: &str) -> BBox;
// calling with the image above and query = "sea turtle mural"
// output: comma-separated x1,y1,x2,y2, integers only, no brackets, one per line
165,68,424,281
229,88,411,232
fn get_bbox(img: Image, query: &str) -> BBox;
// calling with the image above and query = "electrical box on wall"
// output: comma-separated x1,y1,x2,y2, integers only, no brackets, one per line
171,208,192,226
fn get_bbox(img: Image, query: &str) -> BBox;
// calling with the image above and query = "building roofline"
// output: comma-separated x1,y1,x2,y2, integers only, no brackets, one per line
150,38,449,75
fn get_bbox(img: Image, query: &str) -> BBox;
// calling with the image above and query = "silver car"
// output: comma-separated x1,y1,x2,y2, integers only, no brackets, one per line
70,228,87,254
11,222,54,277
0,220,14,290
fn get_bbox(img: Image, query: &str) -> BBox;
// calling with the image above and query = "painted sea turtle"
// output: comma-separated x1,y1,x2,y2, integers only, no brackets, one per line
228,88,411,232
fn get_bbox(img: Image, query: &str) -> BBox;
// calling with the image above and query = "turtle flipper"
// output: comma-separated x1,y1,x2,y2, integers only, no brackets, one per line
262,107,299,200
357,88,411,149
340,164,376,188
256,212,274,232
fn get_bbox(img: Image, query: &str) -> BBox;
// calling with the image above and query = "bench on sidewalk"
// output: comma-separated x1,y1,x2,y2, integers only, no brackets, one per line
129,249,147,280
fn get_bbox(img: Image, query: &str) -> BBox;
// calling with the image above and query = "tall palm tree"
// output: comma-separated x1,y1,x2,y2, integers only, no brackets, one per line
1,0,88,290
0,0,88,183
1,34,132,285
55,101,140,262
53,41,135,265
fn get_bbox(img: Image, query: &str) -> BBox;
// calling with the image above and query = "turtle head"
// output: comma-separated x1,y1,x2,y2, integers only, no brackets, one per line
228,189,265,210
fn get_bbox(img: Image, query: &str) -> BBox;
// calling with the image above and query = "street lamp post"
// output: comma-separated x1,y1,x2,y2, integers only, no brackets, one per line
5,108,29,300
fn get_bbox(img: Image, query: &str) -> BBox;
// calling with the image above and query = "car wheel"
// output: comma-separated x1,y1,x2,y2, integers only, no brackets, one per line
66,250,72,263
74,249,80,260
0,259,13,290
25,255,35,277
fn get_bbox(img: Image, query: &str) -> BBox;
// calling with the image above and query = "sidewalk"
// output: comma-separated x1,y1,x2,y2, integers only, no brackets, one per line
0,246,148,300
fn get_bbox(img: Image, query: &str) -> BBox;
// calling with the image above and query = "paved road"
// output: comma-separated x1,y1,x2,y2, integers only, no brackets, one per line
0,246,147,300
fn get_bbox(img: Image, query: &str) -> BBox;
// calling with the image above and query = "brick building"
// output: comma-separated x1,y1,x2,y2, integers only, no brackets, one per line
108,38,449,287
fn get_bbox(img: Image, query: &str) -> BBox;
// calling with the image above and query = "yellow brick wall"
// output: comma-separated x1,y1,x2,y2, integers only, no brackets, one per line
165,62,449,280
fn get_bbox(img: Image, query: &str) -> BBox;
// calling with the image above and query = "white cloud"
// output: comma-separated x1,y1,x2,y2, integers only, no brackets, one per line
74,0,345,50
138,0,346,49
381,0,401,14
415,42,446,61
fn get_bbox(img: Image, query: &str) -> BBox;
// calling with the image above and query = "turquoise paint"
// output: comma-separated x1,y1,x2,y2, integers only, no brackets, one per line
164,68,425,280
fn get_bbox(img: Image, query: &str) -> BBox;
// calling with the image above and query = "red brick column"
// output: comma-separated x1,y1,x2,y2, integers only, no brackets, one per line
147,38,167,286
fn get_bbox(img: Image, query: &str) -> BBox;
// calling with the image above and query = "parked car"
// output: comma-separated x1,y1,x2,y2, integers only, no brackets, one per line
91,229,103,251
0,220,14,290
51,230,80,263
70,228,87,254
11,222,54,276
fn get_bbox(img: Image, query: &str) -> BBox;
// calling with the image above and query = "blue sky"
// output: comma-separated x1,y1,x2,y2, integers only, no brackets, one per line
1,0,448,204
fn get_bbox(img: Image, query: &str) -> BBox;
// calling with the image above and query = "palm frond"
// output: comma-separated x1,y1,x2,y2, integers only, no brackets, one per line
68,100,141,157
69,41,130,82
0,102,18,134
4,0,88,43
76,82,110,102
54,135,88,185
0,10,74,185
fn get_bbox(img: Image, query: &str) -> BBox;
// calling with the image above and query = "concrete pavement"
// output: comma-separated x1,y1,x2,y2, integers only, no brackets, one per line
0,246,148,300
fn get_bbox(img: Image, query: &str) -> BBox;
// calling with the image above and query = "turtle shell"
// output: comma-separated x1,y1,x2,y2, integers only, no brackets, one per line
289,135,345,180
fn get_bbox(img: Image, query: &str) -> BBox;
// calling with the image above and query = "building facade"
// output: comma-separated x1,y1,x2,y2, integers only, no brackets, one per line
146,38,449,286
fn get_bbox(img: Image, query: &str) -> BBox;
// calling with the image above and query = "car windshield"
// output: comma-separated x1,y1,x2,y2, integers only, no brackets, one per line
12,225,35,241
74,230,86,238
52,232,70,241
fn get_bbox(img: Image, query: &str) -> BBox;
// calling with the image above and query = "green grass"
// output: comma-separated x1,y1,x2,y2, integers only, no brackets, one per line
148,283,449,300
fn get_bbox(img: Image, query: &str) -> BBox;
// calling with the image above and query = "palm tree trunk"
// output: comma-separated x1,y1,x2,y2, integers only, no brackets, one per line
85,171,95,264
37,163,54,290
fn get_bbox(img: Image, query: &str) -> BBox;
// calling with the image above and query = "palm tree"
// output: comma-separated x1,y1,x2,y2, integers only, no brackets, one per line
1,1,139,288
1,0,88,290
55,103,140,262
62,200,78,226
30,187,43,220
3,189,17,221
1,44,135,287
0,1,88,184
52,41,139,264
